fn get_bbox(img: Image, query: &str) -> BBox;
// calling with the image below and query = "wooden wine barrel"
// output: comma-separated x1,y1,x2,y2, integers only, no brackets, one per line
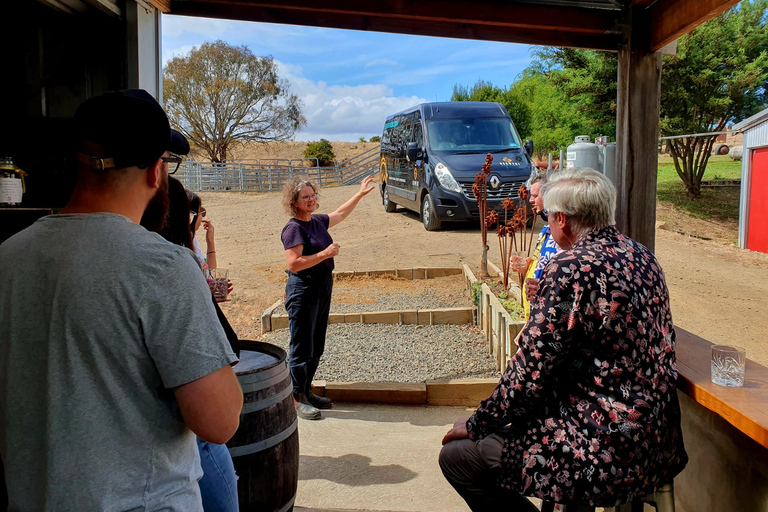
228,341,298,512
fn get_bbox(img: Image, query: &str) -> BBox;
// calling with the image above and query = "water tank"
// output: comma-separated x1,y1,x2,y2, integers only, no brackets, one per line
729,146,743,161
601,142,617,184
566,136,599,170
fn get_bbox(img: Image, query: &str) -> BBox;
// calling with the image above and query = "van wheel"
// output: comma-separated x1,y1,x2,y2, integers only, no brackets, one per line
383,184,397,212
422,194,442,231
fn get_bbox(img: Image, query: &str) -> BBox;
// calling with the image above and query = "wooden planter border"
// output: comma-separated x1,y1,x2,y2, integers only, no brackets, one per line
463,262,526,373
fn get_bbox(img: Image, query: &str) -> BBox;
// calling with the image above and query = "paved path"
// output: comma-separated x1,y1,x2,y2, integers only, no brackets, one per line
294,403,473,512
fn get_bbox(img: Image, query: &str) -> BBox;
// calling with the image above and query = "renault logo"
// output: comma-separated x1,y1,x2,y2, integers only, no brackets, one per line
489,175,500,189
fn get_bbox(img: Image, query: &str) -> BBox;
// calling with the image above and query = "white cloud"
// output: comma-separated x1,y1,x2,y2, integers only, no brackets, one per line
162,44,197,67
277,62,427,142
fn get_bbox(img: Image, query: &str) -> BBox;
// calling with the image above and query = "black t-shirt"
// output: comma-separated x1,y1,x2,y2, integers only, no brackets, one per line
281,214,334,277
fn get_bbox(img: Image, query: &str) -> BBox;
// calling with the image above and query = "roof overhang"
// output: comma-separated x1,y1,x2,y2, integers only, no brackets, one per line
167,0,740,52
733,107,768,133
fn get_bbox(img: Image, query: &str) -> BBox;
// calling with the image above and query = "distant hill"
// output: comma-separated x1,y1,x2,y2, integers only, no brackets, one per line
190,141,380,164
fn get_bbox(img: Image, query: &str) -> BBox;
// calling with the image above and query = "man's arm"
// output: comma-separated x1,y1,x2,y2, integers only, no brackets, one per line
174,365,243,444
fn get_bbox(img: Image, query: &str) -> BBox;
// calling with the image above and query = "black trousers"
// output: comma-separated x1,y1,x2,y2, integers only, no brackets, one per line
439,434,539,512
284,272,333,396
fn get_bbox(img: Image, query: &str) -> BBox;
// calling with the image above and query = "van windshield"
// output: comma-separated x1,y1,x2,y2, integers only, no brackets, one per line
426,118,522,152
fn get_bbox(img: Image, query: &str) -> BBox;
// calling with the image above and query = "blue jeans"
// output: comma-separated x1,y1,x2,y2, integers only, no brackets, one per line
284,271,333,396
197,438,239,512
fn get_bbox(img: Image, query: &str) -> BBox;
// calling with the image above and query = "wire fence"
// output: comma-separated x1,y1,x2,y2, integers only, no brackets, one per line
176,146,380,193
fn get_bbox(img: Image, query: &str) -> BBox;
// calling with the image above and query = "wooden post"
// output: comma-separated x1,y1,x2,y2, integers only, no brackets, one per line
616,6,662,252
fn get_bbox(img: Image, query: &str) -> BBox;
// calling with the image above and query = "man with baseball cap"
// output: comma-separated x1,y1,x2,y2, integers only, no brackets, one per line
0,90,242,510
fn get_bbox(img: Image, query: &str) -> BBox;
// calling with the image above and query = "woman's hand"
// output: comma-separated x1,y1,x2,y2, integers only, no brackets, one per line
321,243,340,259
203,219,215,244
357,175,376,197
442,417,470,445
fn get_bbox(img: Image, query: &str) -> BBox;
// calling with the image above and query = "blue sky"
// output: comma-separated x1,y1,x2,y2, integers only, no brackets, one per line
162,15,533,141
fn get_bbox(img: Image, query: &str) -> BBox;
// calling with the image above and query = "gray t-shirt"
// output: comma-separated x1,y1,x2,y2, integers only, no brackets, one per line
0,213,238,511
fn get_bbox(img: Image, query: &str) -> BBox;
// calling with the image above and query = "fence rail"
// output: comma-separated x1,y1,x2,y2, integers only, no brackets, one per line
176,148,380,193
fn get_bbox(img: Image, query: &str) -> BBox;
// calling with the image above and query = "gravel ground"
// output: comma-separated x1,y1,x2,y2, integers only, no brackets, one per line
271,287,472,316
261,323,500,382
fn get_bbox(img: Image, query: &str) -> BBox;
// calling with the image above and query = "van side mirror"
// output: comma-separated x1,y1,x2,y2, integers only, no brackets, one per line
524,139,534,158
406,142,422,162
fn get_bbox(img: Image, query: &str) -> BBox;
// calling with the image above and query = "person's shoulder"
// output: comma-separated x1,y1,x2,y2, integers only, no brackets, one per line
312,213,330,225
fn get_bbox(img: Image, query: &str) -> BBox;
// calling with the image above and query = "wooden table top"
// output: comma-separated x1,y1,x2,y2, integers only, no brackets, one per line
675,327,768,449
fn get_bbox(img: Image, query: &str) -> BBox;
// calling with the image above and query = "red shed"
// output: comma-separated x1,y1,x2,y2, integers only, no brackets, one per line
736,108,768,254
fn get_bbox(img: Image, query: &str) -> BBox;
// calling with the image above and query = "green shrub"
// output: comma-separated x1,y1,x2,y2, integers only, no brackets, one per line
304,139,335,166
471,281,483,306
369,135,381,143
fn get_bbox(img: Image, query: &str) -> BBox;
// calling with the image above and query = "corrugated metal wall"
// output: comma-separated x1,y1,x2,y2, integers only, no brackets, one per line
739,118,768,249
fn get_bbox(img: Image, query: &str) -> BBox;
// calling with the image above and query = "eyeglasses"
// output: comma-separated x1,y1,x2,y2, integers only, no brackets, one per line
190,208,206,219
161,154,183,174
299,193,317,202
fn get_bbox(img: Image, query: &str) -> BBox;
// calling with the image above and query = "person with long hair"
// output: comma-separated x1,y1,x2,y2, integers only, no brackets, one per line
281,175,375,420
187,190,217,269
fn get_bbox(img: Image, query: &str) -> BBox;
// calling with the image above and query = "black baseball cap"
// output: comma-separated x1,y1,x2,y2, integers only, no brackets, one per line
74,89,190,170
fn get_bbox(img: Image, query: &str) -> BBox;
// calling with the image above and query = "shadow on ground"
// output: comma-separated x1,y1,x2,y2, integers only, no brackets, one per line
299,453,418,486
318,403,474,428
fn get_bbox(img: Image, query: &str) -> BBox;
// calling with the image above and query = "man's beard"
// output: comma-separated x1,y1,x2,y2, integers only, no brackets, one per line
140,173,170,232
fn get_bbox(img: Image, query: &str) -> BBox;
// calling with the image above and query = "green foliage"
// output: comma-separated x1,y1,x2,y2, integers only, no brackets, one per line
499,297,525,321
304,139,336,166
509,72,580,158
451,79,531,144
358,136,367,143
529,48,618,141
369,135,381,143
471,281,483,307
660,0,768,196
164,40,306,162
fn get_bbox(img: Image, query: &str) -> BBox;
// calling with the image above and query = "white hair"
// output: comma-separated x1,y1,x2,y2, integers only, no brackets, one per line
541,167,616,237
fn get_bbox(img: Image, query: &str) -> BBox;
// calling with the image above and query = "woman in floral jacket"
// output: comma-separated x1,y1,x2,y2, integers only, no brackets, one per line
440,168,688,510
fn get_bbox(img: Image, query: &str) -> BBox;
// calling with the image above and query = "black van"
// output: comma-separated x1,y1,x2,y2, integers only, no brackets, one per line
379,102,535,230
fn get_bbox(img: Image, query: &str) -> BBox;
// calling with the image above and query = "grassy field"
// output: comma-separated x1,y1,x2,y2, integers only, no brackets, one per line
656,154,742,222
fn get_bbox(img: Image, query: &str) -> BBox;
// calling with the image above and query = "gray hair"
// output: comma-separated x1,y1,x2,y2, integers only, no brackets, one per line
541,167,616,238
529,171,549,187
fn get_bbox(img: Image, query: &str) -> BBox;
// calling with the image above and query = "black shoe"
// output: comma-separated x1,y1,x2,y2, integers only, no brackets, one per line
307,391,333,410
295,397,321,420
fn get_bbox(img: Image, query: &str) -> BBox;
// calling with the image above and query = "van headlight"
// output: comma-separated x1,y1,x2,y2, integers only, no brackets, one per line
434,163,462,194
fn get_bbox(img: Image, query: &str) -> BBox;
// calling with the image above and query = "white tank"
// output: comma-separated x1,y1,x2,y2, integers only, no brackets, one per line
601,142,617,184
729,146,743,161
566,136,600,171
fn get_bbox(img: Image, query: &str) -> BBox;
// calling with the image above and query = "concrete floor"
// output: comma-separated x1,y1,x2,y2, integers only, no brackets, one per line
292,402,475,512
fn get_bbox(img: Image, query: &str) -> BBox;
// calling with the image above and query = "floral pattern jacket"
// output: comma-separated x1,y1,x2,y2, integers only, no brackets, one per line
466,226,688,506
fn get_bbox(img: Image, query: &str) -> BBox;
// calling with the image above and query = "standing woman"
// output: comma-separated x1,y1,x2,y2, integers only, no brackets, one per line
281,175,375,420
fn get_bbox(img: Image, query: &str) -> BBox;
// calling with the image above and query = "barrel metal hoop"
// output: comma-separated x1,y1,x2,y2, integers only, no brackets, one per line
241,382,293,414
228,417,298,458
277,496,295,512
236,362,288,386
238,368,289,392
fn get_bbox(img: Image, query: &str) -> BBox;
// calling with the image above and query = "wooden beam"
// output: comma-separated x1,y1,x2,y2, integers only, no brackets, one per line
649,0,740,51
615,5,661,251
171,1,622,50
146,0,171,13
172,0,620,35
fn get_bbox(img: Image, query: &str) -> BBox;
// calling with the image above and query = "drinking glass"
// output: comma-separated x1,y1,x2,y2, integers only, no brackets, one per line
711,345,746,387
205,268,230,302
509,251,530,274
